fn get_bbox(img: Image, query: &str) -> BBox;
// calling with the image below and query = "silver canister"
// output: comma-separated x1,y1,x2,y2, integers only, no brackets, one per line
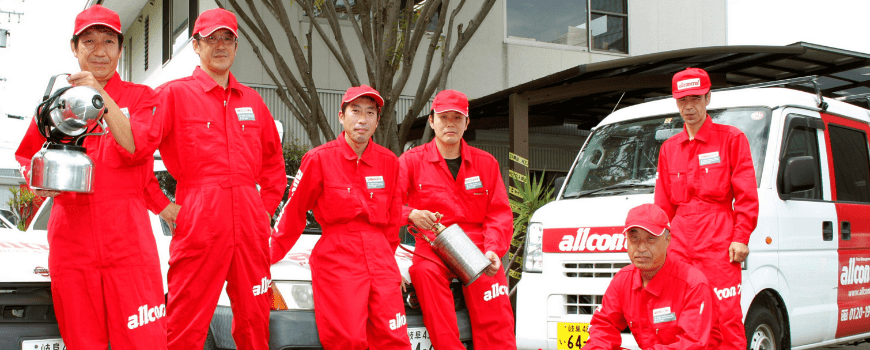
30,144,95,193
48,86,105,137
430,223,492,286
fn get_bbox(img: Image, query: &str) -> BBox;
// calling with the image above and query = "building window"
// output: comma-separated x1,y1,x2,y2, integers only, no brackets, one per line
506,0,627,54
144,16,150,71
120,42,131,81
163,0,197,64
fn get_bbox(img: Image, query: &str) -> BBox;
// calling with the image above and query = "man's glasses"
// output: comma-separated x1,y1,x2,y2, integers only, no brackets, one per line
201,35,237,45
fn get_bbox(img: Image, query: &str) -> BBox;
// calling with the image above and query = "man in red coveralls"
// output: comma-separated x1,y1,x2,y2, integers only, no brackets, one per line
155,8,286,350
271,85,410,349
586,204,721,350
396,90,515,349
655,67,759,350
14,5,167,349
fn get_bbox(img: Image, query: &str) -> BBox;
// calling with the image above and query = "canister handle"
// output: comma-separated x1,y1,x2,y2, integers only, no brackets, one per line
42,73,70,102
407,225,433,244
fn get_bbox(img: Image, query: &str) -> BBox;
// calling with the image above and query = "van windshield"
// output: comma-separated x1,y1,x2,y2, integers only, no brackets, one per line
562,107,771,199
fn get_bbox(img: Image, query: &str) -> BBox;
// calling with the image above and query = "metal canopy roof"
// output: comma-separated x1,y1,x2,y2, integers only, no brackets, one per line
408,42,870,139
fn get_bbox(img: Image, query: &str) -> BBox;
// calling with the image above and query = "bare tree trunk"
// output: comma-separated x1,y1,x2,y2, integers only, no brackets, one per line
223,0,495,154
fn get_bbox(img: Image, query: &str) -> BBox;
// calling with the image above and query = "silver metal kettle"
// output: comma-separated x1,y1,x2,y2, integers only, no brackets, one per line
30,144,95,193
28,74,105,194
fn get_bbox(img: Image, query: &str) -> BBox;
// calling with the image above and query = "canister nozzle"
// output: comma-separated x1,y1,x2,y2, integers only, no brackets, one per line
431,223,446,235
431,212,446,235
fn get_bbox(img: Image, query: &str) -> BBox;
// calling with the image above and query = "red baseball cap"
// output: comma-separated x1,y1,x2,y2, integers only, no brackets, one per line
193,8,238,38
623,204,670,236
74,5,122,36
432,90,469,116
342,85,384,107
672,68,711,99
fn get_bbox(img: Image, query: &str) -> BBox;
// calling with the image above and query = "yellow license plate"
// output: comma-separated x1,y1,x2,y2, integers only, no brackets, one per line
557,322,590,349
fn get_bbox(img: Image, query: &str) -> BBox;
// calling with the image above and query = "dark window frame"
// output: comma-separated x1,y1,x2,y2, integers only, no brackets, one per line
828,123,870,203
505,0,629,54
162,0,198,64
144,16,150,71
589,0,627,54
777,122,823,200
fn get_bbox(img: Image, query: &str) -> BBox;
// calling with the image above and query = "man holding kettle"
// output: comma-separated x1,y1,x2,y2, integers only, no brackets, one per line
395,90,516,349
15,5,169,350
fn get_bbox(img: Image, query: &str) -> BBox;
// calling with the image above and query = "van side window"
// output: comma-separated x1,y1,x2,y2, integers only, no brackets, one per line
829,125,870,202
780,126,822,199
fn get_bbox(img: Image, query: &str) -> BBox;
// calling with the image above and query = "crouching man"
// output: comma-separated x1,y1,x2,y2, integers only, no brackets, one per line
585,204,721,350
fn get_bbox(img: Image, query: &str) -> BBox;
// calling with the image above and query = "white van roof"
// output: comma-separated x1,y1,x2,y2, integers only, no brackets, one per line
600,87,870,127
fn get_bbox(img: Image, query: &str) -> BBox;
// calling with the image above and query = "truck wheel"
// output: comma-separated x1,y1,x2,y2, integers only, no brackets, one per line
745,305,781,350
203,328,217,350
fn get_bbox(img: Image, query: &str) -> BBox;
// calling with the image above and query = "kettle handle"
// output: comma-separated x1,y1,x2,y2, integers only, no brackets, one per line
42,73,70,102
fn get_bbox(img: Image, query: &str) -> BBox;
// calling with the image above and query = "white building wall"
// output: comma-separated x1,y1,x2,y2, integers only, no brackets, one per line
111,0,726,148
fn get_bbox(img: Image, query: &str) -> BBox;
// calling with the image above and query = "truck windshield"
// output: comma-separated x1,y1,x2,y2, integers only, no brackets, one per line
562,107,771,199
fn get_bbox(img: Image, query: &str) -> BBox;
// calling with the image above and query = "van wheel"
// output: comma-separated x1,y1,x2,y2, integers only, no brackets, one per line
745,305,781,350
203,328,217,350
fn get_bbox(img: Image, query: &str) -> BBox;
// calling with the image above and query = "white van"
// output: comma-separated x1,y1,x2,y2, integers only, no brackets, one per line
515,84,870,350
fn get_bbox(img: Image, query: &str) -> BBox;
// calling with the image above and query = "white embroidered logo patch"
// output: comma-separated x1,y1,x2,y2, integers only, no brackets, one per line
236,107,255,121
677,78,701,90
652,306,676,324
699,151,721,166
366,176,385,189
465,176,483,190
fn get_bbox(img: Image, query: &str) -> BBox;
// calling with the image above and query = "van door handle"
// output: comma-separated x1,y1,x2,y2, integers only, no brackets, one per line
841,221,851,241
823,221,833,241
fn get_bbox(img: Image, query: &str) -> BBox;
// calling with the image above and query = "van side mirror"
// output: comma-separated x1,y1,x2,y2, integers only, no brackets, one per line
783,156,817,195
554,176,566,194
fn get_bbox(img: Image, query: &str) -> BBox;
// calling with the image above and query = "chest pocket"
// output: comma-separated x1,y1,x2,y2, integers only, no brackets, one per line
319,183,358,223
460,188,489,223
668,171,688,203
655,324,682,345
413,182,451,211
698,163,729,201
364,188,390,225
239,121,262,164
180,117,217,161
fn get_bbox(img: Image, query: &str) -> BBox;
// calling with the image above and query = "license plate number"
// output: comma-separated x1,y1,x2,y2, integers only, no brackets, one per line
407,327,433,350
21,338,66,350
557,322,589,349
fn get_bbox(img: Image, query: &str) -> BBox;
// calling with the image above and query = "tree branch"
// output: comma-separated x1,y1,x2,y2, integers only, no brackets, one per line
297,0,361,86
268,0,335,140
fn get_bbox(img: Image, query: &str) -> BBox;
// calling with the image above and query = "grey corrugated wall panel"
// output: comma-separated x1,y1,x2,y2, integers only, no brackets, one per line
468,142,578,173
253,86,431,148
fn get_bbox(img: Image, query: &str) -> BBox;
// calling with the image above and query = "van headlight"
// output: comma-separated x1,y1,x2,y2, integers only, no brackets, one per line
524,222,544,273
270,281,314,310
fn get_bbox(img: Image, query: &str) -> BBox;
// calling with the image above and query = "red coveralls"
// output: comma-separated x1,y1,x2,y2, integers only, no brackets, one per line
396,139,515,349
585,258,722,350
272,133,409,349
157,67,286,350
15,73,167,350
654,115,759,350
